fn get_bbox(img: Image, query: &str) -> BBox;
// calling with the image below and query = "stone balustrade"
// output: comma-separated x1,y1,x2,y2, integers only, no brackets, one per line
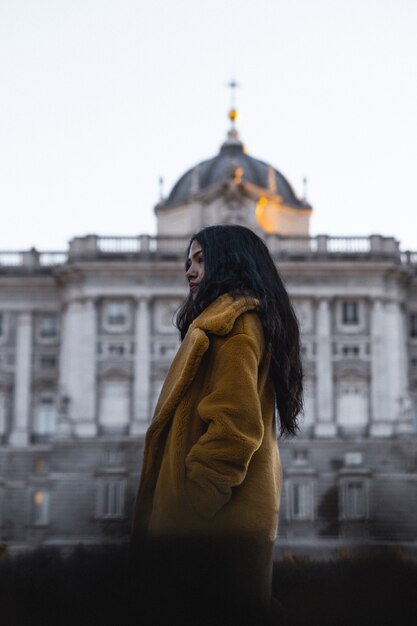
0,234,412,267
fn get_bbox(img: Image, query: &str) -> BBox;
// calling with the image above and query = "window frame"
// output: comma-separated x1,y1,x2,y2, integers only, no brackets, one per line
154,299,182,334
0,312,9,345
102,300,131,333
98,378,131,434
409,313,417,339
107,343,126,357
287,480,315,521
39,355,58,370
37,313,60,341
342,301,359,325
341,345,360,358
336,299,366,334
96,479,126,519
31,489,51,526
33,396,56,439
340,478,369,521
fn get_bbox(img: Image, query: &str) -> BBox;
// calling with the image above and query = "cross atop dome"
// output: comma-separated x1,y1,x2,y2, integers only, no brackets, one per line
225,78,241,146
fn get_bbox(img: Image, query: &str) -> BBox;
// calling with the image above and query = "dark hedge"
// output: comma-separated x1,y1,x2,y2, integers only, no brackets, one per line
1,544,416,626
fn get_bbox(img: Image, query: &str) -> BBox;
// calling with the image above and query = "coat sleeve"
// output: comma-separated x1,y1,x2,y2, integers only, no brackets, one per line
184,331,265,519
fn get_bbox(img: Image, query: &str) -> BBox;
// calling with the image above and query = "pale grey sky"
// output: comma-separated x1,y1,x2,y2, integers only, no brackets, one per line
1,0,416,251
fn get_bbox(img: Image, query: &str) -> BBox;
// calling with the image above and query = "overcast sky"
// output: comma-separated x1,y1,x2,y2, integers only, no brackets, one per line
1,0,416,252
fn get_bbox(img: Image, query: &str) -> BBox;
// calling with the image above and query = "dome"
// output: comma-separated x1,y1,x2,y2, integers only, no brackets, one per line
159,129,310,211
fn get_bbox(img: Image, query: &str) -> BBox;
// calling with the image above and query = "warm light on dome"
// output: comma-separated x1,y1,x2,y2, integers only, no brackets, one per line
256,197,280,234
228,108,238,122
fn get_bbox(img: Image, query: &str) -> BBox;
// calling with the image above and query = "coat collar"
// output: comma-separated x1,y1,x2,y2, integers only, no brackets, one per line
190,293,260,336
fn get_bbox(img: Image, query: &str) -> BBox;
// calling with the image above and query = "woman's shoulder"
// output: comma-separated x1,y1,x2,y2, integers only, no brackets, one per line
206,302,266,361
232,308,264,340
191,293,261,338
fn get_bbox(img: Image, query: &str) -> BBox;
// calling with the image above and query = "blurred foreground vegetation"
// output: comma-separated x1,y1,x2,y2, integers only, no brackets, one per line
0,543,416,625
275,548,416,626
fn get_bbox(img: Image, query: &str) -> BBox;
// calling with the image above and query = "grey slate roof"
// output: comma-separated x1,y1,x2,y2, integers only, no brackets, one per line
159,135,310,210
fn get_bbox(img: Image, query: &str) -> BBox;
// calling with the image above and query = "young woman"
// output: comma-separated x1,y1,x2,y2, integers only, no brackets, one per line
131,225,303,625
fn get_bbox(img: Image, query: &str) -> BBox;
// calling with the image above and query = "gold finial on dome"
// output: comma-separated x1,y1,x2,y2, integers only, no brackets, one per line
227,78,239,127
223,78,244,148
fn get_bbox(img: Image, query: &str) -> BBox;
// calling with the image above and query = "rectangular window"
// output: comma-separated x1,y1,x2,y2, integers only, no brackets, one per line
344,481,366,519
99,380,130,433
342,301,359,325
293,450,308,466
35,398,56,437
39,314,59,338
104,450,123,466
290,482,313,520
107,302,127,326
0,313,3,336
108,344,125,356
344,452,363,466
40,356,57,369
97,480,125,518
410,314,417,338
342,345,360,357
155,300,182,333
33,490,50,525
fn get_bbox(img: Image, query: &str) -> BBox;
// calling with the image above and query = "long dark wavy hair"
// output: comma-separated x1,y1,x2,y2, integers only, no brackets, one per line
176,224,303,437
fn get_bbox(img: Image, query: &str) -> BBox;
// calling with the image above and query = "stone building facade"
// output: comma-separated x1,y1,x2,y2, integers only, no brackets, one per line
1,118,417,555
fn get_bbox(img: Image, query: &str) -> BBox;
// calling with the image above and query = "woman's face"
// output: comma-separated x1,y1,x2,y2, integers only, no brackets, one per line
186,239,204,299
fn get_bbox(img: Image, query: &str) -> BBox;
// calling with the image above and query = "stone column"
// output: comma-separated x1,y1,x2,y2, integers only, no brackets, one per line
79,299,97,436
55,302,72,439
10,312,33,446
384,299,413,435
0,390,6,440
385,300,403,427
57,298,97,438
314,298,336,437
370,298,389,436
131,297,151,435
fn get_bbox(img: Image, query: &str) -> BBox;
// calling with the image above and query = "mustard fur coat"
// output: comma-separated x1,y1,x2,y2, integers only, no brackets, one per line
131,294,283,620
132,293,282,545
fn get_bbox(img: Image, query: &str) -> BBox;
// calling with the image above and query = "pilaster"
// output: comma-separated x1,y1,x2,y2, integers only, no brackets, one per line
314,298,336,437
383,300,412,435
0,390,6,440
57,298,97,438
370,298,389,436
10,312,33,446
386,300,413,436
131,297,151,436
